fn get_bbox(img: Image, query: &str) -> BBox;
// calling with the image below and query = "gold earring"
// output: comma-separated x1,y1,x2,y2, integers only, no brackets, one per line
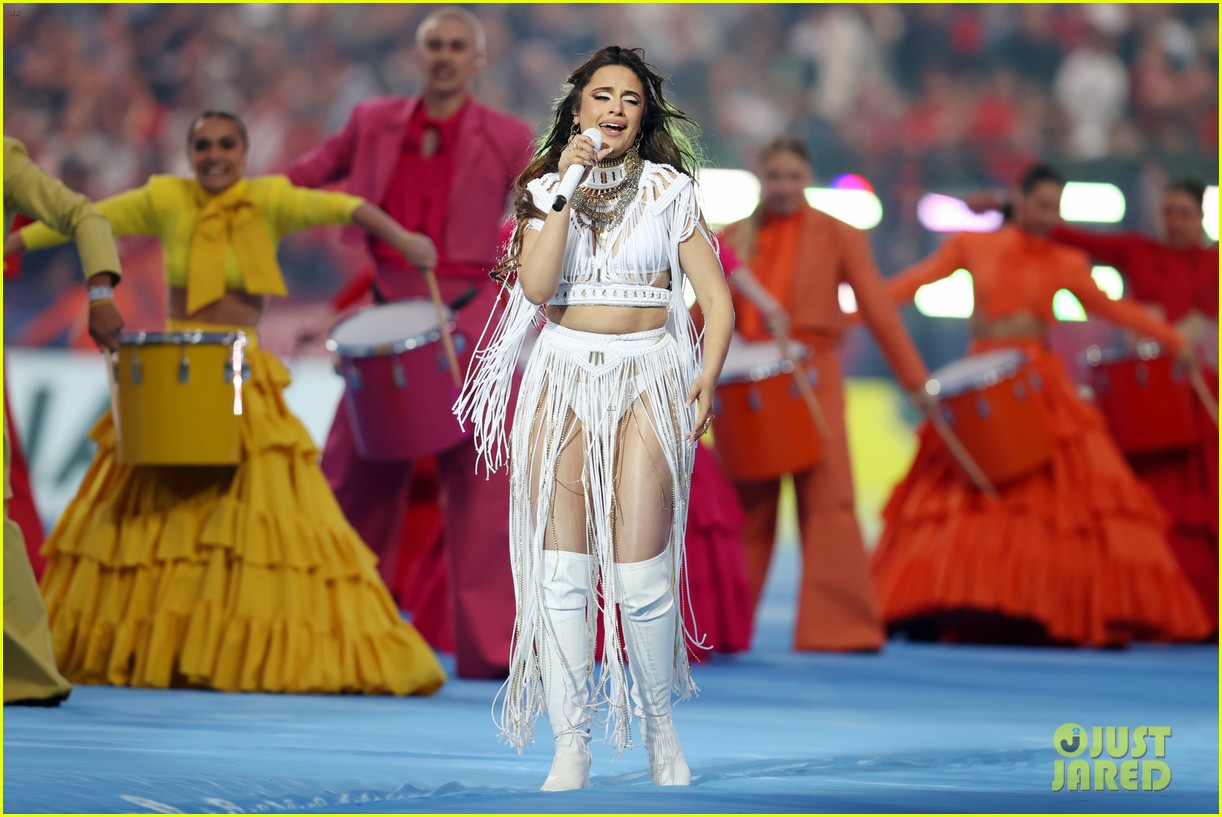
569,120,579,138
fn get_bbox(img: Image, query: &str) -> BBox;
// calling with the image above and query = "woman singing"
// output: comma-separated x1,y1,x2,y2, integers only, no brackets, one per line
456,46,733,789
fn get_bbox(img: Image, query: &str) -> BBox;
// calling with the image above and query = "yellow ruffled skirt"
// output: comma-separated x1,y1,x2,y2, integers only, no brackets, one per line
39,322,445,694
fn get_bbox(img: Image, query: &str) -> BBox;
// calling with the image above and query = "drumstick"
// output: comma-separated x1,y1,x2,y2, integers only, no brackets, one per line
1189,368,1219,426
422,268,463,389
778,335,831,441
104,350,122,443
925,409,1000,501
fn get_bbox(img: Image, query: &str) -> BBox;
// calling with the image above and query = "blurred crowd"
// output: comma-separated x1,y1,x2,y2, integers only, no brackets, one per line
4,3,1218,350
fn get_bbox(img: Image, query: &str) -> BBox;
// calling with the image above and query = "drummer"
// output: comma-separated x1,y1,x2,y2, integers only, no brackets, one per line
871,162,1211,647
965,177,1218,635
719,135,934,653
8,111,447,695
285,7,534,680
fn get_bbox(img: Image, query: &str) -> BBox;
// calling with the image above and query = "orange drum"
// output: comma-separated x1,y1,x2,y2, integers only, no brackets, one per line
1083,342,1200,454
928,349,1052,487
712,339,822,481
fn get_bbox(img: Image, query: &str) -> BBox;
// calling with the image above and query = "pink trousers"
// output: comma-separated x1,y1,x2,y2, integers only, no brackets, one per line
321,282,517,679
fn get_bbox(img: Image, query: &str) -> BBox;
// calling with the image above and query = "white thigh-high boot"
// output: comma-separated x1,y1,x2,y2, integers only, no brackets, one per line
539,550,594,791
617,550,691,786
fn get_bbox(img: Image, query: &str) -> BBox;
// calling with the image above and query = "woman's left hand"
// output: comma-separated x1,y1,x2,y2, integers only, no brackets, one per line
685,372,717,443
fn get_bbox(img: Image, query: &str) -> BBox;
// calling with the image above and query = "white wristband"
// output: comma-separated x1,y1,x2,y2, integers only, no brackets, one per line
88,285,114,303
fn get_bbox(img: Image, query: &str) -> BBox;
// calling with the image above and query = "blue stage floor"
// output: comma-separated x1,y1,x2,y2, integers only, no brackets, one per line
4,545,1218,814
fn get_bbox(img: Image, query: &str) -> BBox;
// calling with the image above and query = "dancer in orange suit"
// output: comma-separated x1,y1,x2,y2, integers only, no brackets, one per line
720,136,932,652
872,164,1211,646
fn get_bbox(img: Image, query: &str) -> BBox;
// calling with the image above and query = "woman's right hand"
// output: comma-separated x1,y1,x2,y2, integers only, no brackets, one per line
557,132,610,178
88,301,124,353
400,231,438,272
764,304,790,341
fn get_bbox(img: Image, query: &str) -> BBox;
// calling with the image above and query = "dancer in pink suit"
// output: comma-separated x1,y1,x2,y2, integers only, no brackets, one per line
287,7,534,678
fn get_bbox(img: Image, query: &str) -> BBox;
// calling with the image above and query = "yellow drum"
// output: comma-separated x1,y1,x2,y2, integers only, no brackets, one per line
113,331,248,466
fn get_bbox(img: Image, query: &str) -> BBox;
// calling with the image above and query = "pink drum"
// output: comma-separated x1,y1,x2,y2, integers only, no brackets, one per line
326,300,474,461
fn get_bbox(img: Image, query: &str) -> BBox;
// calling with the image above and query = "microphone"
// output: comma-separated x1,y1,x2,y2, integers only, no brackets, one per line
552,127,603,211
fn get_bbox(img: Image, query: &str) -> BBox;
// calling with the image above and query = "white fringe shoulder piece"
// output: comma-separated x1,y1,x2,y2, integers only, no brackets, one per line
454,161,716,475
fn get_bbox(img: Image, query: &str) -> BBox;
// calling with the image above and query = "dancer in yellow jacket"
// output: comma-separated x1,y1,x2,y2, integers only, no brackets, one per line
3,134,123,705
11,113,445,694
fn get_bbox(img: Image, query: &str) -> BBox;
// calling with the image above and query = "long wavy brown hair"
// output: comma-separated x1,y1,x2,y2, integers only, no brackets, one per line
492,46,702,282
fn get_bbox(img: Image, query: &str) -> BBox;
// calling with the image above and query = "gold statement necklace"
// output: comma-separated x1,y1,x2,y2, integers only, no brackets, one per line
570,149,644,242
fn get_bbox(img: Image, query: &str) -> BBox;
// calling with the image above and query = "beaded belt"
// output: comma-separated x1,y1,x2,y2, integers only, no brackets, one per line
549,282,672,308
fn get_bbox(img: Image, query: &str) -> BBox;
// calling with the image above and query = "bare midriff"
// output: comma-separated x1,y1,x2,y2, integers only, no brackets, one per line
168,286,265,327
971,311,1044,342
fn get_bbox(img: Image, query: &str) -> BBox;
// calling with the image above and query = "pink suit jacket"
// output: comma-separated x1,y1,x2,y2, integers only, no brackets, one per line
286,96,535,272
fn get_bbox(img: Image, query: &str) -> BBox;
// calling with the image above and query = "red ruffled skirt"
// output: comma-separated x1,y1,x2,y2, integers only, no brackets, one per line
1123,368,1218,633
683,442,754,656
4,376,45,578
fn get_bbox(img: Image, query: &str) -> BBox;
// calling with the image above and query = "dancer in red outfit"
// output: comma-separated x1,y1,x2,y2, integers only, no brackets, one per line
287,8,534,678
4,216,46,577
874,165,1211,647
967,179,1218,634
2,397,43,577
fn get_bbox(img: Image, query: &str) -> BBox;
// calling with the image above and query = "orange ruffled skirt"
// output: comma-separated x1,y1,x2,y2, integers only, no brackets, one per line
39,325,445,694
871,340,1211,647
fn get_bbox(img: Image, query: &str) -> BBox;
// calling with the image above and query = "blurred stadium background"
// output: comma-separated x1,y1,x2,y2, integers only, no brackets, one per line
3,3,1218,537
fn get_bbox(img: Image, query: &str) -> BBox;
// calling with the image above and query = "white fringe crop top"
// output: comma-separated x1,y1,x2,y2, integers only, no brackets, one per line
524,161,709,308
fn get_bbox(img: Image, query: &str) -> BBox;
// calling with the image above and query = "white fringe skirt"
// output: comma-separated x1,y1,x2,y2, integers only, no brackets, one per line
495,322,700,753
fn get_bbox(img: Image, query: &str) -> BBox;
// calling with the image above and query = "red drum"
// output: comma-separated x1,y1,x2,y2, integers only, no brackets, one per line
712,338,822,481
928,350,1052,487
327,300,474,461
1083,342,1200,454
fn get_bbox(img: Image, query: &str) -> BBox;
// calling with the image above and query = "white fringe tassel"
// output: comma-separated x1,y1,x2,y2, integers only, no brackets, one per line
492,325,704,755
